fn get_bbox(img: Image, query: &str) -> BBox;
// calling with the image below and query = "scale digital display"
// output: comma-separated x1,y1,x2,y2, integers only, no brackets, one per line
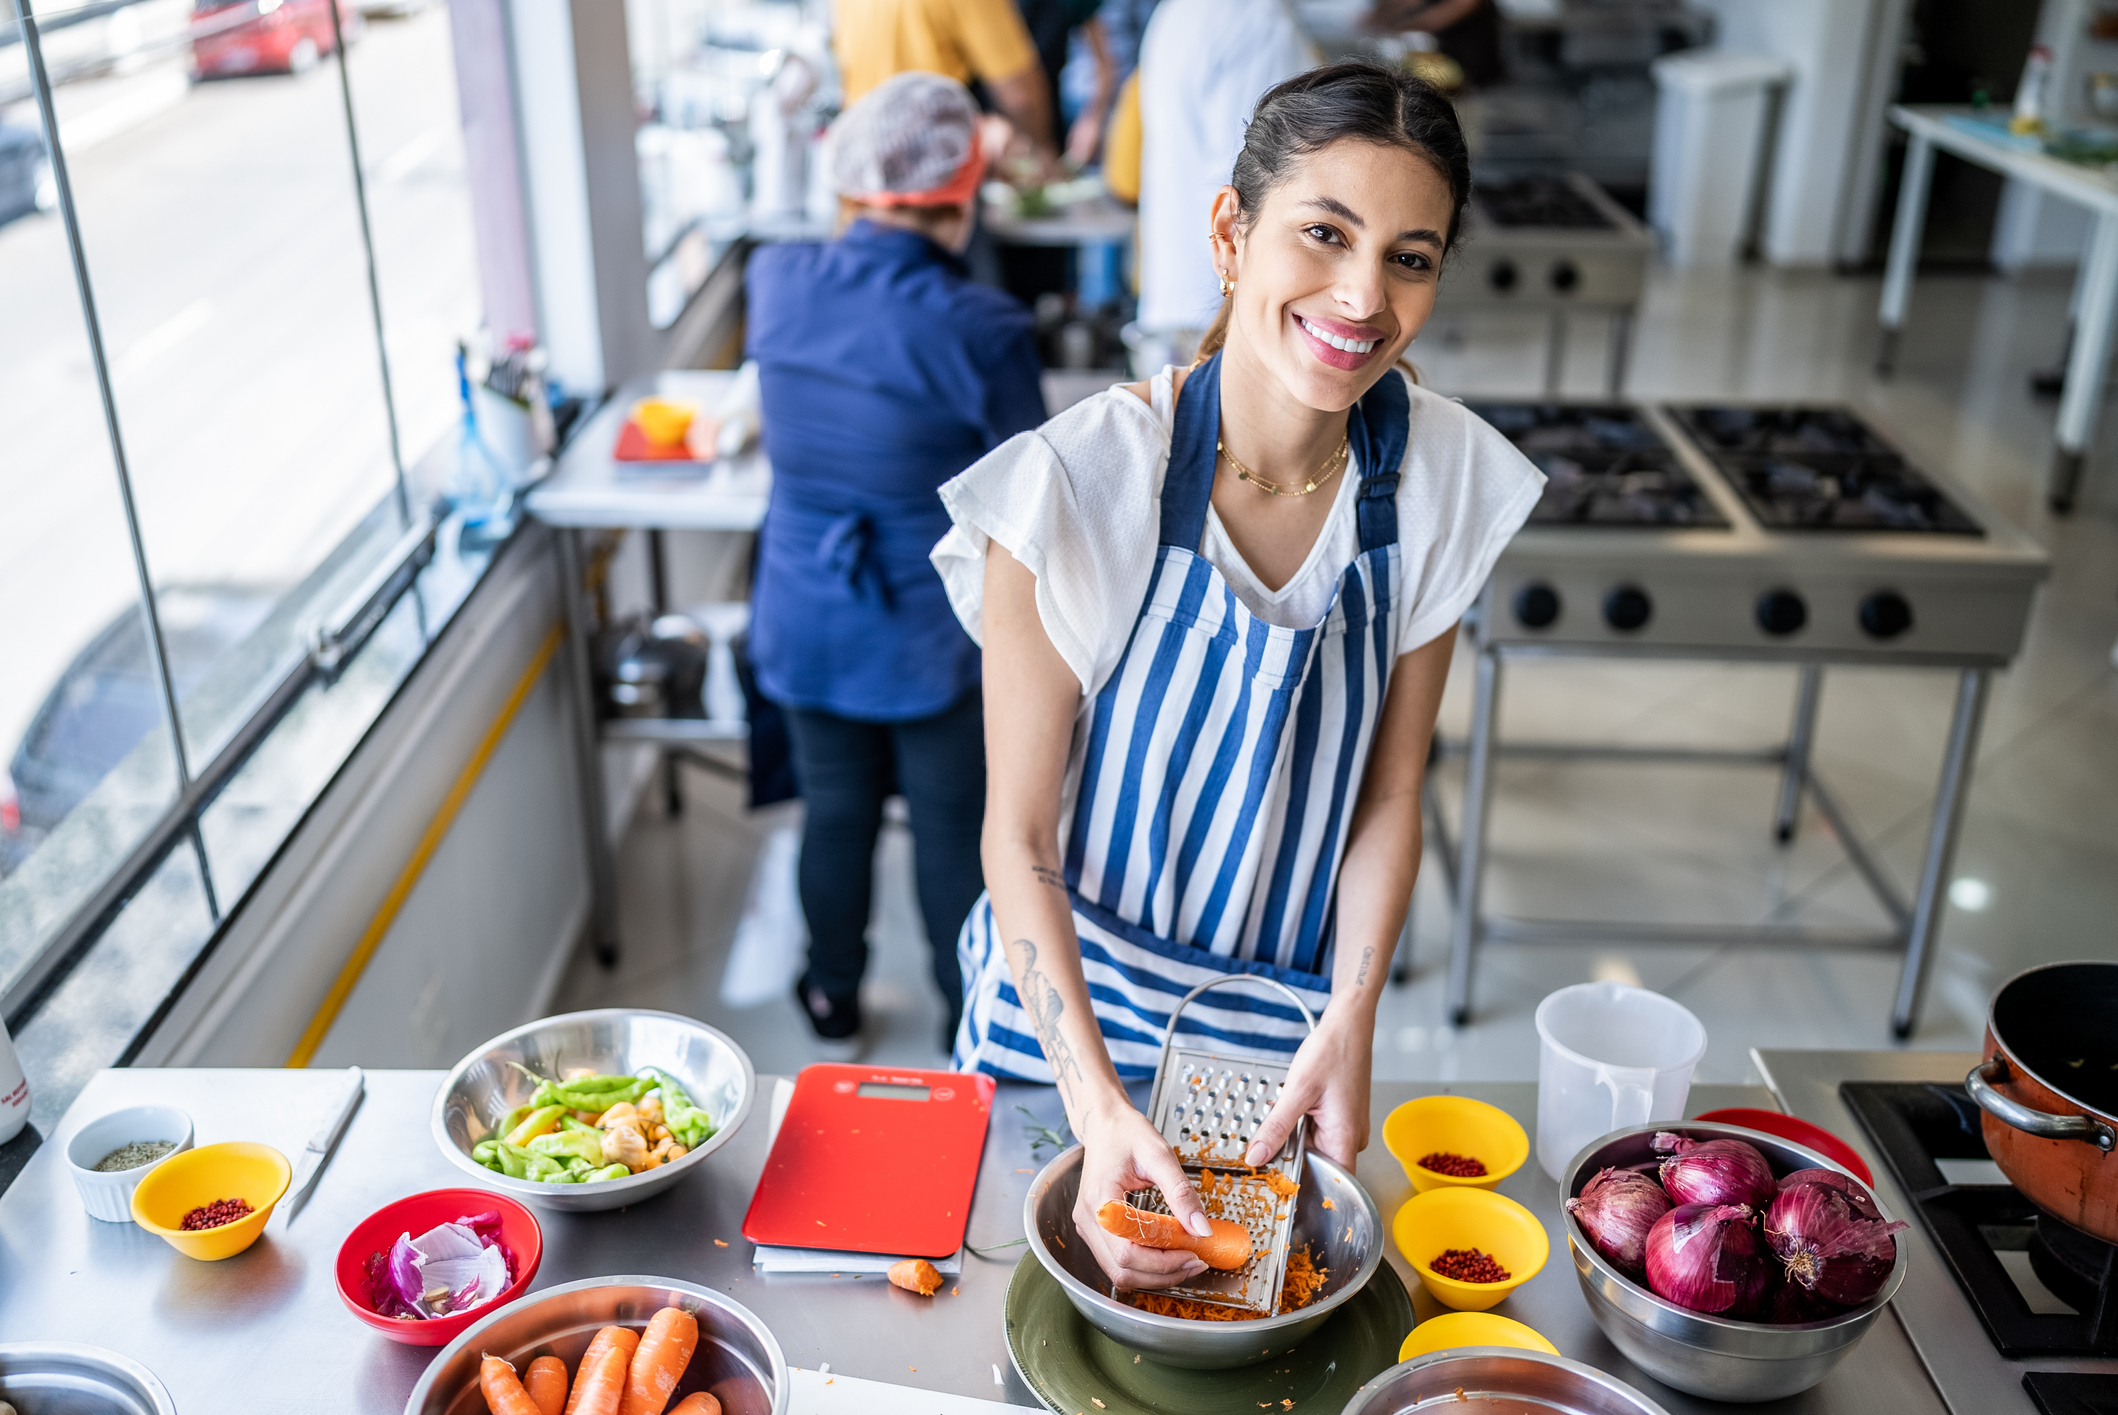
856,1082,931,1102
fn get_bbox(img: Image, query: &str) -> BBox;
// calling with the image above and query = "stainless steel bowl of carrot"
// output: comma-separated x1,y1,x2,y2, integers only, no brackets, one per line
1023,1144,1385,1369
403,1275,788,1415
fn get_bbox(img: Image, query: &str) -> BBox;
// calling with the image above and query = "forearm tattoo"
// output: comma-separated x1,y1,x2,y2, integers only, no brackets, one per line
1014,937,1087,1109
1031,864,1068,892
1354,945,1375,987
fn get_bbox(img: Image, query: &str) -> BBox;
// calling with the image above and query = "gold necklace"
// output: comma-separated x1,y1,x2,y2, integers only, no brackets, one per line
1218,434,1350,497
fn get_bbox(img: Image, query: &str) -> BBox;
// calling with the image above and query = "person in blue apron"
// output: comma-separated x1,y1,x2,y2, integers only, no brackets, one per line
746,73,1047,1057
930,60,1544,1287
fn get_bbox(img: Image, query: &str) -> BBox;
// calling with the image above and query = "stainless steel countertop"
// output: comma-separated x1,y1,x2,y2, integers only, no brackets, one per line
1757,1048,2118,1415
0,1065,1952,1414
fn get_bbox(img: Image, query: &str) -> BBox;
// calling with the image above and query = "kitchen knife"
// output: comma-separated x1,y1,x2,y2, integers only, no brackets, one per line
281,1065,364,1227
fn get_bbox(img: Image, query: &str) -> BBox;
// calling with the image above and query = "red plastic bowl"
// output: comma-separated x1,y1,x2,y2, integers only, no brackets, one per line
1693,1108,1874,1186
335,1188,543,1346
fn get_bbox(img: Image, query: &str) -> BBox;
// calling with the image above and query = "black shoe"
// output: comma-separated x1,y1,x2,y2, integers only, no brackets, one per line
795,975,863,1060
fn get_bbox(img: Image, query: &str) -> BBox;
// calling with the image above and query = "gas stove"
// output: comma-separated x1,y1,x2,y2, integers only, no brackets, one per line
1470,400,2048,664
1841,1080,2118,1415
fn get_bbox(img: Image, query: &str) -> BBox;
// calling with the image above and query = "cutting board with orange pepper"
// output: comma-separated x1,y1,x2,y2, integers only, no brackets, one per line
742,1065,995,1258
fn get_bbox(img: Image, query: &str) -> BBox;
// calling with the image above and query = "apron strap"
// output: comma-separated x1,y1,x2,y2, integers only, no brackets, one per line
1160,352,1221,549
1163,352,1411,553
1350,368,1411,552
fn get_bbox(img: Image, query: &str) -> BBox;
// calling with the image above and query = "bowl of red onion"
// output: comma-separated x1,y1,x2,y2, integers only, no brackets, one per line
1560,1123,1906,1403
335,1188,543,1346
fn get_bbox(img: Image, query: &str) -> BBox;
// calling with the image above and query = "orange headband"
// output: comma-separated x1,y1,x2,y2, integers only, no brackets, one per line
847,139,987,209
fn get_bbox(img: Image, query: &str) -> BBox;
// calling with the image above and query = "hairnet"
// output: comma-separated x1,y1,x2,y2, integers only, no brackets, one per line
830,71,986,207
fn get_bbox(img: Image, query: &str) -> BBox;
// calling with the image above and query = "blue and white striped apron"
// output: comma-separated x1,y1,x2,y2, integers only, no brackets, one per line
952,353,1412,1080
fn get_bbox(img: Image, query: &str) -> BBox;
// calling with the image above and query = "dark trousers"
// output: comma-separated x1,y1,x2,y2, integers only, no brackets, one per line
783,689,986,1027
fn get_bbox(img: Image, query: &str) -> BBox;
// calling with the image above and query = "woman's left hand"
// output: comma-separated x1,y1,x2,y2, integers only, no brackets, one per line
1241,1009,1374,1169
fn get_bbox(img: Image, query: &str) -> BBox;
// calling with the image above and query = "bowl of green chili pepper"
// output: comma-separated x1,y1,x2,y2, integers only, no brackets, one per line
431,1009,755,1212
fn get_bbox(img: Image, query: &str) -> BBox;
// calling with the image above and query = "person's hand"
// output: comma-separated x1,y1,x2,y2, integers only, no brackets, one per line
1072,1102,1213,1290
1242,1010,1374,1169
1065,108,1105,169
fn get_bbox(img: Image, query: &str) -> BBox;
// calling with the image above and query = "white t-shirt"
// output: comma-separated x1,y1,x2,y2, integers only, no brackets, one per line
931,367,1547,698
1136,0,1316,332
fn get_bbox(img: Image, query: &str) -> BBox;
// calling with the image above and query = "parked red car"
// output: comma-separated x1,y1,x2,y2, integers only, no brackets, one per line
189,0,360,78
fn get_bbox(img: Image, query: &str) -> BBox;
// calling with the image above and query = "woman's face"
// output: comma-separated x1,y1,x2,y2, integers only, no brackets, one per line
1214,139,1455,412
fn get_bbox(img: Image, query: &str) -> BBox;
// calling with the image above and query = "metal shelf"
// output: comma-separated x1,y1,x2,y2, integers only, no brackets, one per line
599,717,749,743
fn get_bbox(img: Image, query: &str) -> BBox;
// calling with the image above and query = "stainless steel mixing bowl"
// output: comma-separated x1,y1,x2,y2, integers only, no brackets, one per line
404,1276,787,1415
0,1342,178,1415
1024,1143,1383,1369
1342,1348,1674,1414
1562,1122,1907,1403
432,1008,755,1212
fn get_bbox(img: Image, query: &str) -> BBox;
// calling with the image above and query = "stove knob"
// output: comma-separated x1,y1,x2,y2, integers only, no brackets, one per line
1755,589,1808,637
1603,584,1652,632
1514,582,1561,629
1549,260,1580,294
1489,259,1519,293
1859,590,1914,640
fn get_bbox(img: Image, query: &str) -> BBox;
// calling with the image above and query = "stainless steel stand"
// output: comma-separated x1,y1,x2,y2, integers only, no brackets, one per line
1423,641,1992,1039
557,526,622,967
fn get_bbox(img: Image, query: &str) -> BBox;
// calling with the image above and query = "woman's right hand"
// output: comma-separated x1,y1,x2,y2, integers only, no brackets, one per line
1071,1102,1214,1290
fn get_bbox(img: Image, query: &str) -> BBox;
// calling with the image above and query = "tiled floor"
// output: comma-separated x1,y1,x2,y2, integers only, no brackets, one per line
558,261,2118,1092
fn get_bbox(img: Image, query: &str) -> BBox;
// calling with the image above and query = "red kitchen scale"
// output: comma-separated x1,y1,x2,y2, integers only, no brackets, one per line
742,1064,996,1258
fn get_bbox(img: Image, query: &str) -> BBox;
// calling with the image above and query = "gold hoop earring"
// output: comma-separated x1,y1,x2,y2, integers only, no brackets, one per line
1218,271,1234,298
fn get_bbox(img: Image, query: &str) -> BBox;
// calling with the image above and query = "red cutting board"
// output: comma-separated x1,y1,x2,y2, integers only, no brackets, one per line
742,1065,996,1258
613,419,705,462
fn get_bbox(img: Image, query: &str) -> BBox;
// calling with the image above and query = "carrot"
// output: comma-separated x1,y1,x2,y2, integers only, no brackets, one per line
1096,1201,1253,1270
526,1355,569,1415
480,1356,544,1415
565,1329,639,1415
567,1329,638,1415
618,1307,699,1415
667,1396,720,1415
887,1258,944,1296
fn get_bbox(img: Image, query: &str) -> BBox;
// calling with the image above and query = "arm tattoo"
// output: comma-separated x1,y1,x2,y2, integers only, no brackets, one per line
1355,945,1375,987
1031,864,1069,892
1014,937,1087,1109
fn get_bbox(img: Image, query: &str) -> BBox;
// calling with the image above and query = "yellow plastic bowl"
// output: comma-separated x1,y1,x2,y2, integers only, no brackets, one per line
131,1141,290,1261
630,397,697,448
1382,1095,1529,1193
1399,1311,1559,1363
1393,1186,1549,1312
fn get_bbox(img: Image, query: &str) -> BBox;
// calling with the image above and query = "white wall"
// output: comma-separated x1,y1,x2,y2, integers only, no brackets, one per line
1693,0,1900,268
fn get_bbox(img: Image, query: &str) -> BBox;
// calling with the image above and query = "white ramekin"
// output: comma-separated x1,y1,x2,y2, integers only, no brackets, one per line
65,1105,195,1223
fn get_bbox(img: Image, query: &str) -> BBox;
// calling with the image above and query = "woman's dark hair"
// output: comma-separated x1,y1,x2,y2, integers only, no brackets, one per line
1197,60,1471,360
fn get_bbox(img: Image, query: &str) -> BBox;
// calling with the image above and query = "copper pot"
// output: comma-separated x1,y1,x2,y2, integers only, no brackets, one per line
1966,960,2118,1244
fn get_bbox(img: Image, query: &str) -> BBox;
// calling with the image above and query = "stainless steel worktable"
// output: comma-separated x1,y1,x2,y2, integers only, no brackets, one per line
0,1066,1949,1413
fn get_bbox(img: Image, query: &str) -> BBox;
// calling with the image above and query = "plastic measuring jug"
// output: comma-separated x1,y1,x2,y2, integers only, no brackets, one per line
1534,981,1706,1181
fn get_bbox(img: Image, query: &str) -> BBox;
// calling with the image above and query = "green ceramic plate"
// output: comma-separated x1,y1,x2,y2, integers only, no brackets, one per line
1004,1253,1414,1414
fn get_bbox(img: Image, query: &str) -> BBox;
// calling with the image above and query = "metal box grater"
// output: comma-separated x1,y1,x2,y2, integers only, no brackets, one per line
1127,977,1316,1315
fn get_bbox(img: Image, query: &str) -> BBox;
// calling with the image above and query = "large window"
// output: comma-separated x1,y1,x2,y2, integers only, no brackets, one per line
0,0,485,1111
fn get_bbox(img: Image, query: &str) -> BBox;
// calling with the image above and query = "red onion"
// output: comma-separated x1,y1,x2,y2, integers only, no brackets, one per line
1653,1132,1778,1210
1778,1167,1884,1219
1764,1177,1907,1307
1644,1203,1774,1316
1567,1166,1673,1278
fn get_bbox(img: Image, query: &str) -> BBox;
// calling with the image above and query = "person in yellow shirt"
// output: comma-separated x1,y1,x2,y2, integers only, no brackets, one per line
834,0,1058,161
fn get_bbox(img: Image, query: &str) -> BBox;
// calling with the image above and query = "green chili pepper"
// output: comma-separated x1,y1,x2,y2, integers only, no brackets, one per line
564,1156,593,1178
494,1141,535,1180
552,1077,650,1110
496,1104,533,1139
522,1151,574,1184
472,1140,501,1169
506,1104,567,1148
529,1129,606,1165
645,1068,714,1148
560,1115,600,1134
584,1163,632,1183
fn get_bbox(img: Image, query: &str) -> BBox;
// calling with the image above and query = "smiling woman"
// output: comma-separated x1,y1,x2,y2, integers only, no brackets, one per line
927,62,1547,1293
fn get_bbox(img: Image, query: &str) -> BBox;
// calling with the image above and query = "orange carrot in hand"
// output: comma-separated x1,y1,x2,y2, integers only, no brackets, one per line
481,1356,544,1415
1096,1201,1253,1269
619,1306,700,1415
526,1355,569,1415
569,1334,635,1415
667,1396,721,1415
566,1329,639,1415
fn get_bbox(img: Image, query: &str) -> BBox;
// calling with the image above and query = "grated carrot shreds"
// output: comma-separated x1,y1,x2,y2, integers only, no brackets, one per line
1261,1169,1300,1199
1126,1245,1329,1322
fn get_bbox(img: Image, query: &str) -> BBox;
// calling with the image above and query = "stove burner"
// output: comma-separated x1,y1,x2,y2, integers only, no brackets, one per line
1473,177,1614,230
1672,406,1984,535
1840,1081,2118,1358
1472,403,1729,528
